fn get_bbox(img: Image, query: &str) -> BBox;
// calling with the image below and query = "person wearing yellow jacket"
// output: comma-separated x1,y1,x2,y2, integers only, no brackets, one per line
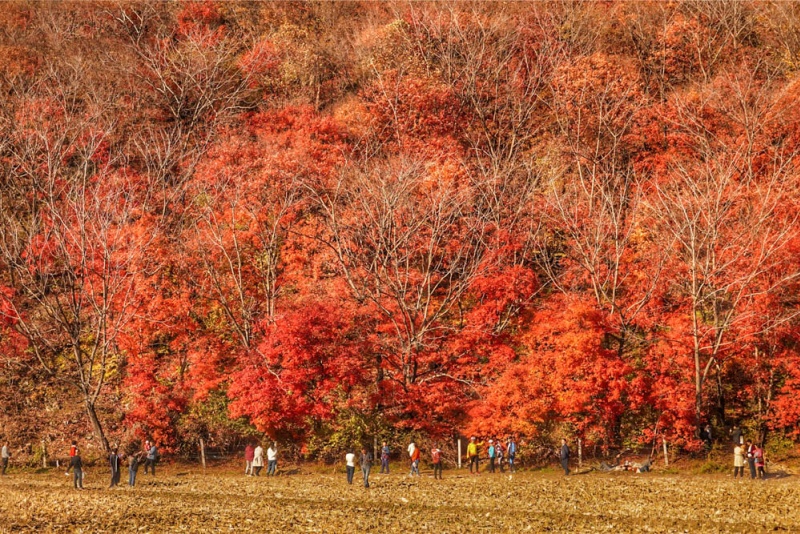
466,437,483,474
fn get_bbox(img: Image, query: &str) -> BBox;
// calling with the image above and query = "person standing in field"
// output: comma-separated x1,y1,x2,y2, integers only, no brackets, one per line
146,441,158,476
66,447,84,490
754,444,765,479
410,443,421,476
496,441,505,473
267,442,278,476
66,440,78,477
142,439,150,474
345,449,356,484
407,442,416,476
253,442,264,476
380,441,390,474
467,437,481,474
488,440,497,473
1,441,10,475
128,450,140,487
360,447,373,488
746,440,757,479
733,442,745,478
506,436,517,473
731,425,743,446
560,438,570,476
109,447,122,488
244,442,255,476
431,443,443,480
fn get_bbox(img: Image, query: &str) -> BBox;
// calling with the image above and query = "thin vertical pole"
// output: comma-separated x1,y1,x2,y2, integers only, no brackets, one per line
457,439,462,469
41,440,47,468
663,439,669,466
578,438,582,468
200,438,206,471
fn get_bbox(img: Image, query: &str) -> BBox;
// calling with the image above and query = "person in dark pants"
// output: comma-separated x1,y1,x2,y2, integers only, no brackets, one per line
67,449,84,489
488,440,496,473
128,452,140,487
380,442,390,474
345,450,356,484
109,447,121,488
360,447,372,488
145,442,158,476
560,438,570,476
506,436,517,473
1,441,10,475
745,440,757,479
142,440,150,474
431,444,442,480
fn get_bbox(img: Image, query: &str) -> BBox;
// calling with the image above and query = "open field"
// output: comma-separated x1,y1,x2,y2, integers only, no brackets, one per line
0,465,797,533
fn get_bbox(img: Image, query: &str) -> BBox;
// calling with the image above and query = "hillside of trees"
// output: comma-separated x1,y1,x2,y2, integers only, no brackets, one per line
1,0,800,459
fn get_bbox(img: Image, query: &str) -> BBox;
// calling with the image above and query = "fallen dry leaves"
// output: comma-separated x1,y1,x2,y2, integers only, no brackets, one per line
0,467,797,532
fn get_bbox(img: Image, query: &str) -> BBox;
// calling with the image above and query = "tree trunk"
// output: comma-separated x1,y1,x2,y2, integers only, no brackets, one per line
86,400,110,453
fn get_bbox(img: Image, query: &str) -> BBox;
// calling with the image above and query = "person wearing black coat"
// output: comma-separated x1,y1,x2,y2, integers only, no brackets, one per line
109,448,121,488
560,438,570,476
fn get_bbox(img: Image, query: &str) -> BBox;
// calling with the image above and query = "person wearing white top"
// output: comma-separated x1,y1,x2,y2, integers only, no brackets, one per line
267,442,278,476
345,450,356,484
1,441,10,476
253,444,264,476
733,444,745,478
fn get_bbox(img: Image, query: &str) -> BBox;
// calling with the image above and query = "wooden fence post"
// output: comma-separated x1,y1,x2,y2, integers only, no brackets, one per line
200,438,206,471
41,440,47,468
578,438,582,468
663,439,669,466
457,438,462,469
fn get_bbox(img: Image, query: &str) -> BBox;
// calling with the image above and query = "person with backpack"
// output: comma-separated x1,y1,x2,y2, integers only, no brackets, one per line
380,442,390,474
128,450,141,487
488,440,497,473
506,436,518,473
431,443,443,480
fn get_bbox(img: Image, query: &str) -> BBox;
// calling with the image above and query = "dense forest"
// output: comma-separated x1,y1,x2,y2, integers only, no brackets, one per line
1,0,800,459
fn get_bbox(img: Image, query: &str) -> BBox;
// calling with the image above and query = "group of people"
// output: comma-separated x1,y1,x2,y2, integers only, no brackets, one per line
733,436,767,480
244,441,278,476
403,442,444,479
63,439,159,490
465,436,520,474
